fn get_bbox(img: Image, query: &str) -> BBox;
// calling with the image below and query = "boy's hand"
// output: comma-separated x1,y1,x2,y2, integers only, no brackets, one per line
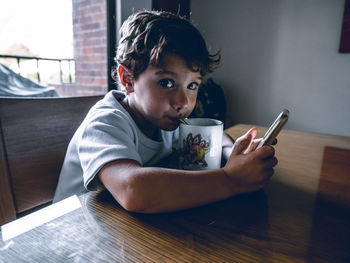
223,129,278,195
231,128,278,154
231,128,257,154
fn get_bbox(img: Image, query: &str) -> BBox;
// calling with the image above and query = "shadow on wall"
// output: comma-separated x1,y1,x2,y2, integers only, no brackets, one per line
189,78,227,127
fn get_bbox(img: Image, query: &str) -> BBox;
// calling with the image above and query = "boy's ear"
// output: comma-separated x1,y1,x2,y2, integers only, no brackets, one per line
117,65,134,93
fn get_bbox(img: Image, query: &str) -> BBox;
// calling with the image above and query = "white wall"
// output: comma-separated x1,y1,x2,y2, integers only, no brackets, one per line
191,0,350,136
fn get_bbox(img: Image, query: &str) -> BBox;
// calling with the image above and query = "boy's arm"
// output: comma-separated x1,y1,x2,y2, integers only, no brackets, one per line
99,130,277,214
99,159,231,213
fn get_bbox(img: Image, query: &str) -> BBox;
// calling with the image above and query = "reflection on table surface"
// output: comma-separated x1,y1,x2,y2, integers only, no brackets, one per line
1,124,350,263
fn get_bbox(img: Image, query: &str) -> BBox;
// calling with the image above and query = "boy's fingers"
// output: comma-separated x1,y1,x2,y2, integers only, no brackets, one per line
248,138,262,152
245,128,258,152
255,145,275,159
232,133,252,155
232,128,257,155
249,127,258,138
262,157,278,170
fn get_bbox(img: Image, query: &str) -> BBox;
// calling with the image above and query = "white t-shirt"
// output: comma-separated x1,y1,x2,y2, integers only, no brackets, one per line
53,90,178,202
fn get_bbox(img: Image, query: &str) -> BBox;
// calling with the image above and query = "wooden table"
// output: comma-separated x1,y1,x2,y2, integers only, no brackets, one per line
1,124,350,262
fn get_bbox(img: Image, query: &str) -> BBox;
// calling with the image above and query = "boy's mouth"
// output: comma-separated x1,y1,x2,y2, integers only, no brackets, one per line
168,116,182,124
168,116,180,122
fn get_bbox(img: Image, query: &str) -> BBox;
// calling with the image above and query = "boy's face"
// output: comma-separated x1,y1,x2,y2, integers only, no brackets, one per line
127,53,202,133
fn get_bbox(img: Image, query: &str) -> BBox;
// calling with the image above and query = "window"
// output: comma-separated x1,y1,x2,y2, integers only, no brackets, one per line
0,0,190,97
0,0,108,97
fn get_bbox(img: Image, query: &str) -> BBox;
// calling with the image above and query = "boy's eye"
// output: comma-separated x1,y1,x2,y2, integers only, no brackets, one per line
159,79,175,88
187,82,199,90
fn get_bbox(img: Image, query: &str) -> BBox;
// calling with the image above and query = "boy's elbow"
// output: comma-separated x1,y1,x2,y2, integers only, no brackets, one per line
118,194,146,213
102,169,159,213
120,196,160,214
113,181,153,213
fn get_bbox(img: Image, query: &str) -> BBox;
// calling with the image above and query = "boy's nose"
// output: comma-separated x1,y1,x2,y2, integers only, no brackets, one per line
172,89,189,112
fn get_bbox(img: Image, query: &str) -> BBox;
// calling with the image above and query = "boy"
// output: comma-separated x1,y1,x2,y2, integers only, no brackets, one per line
54,10,277,213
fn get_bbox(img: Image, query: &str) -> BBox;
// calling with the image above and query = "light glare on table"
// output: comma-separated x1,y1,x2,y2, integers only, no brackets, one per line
1,195,81,242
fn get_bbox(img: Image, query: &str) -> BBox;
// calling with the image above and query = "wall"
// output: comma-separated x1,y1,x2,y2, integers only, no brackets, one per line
120,0,152,23
191,0,350,136
63,0,108,97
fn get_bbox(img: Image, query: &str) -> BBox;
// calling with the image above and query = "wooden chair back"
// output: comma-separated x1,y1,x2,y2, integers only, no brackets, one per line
0,95,103,225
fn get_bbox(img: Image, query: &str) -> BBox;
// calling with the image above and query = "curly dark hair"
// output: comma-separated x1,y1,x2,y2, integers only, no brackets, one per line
112,10,220,81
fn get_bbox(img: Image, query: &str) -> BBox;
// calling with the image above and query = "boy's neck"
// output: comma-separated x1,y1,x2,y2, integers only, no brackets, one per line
121,97,162,141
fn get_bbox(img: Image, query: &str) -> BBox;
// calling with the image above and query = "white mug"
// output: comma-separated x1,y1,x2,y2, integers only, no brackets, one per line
179,118,223,170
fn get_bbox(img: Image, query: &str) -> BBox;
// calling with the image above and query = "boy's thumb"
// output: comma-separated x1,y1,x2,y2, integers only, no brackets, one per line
232,128,256,155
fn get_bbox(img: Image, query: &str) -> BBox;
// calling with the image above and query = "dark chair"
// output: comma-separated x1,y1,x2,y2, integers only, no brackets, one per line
0,95,103,225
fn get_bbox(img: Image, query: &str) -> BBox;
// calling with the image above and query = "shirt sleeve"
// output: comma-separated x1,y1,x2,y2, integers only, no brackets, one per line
78,108,142,190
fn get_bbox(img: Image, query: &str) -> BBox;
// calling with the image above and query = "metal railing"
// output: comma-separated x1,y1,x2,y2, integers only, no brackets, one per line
0,54,75,84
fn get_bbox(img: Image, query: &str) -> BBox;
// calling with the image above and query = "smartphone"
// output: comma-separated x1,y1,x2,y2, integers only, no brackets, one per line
256,109,289,149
